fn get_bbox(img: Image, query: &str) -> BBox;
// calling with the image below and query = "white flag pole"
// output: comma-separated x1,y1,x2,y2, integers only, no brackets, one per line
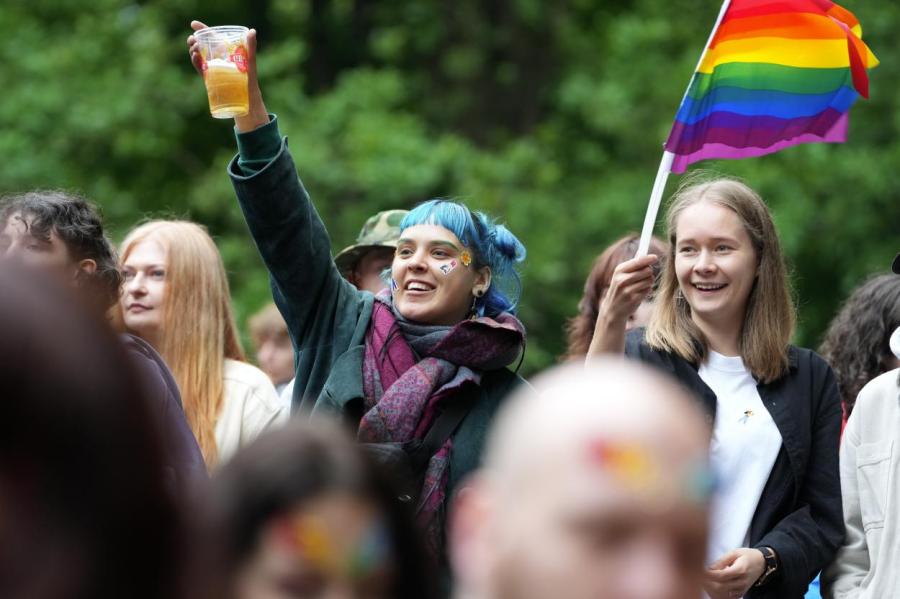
637,151,675,256
636,0,733,257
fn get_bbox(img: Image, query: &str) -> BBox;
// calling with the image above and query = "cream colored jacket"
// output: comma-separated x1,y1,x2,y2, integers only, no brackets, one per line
823,369,900,599
215,359,289,464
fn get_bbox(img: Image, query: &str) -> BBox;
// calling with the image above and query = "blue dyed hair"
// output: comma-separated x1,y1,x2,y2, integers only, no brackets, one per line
400,199,527,318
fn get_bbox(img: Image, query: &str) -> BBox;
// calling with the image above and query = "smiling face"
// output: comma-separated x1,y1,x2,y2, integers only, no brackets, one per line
120,239,167,347
674,202,758,336
391,224,490,326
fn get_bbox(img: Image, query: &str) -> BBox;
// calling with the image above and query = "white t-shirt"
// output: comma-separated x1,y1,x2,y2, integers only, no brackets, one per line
279,377,295,412
700,350,782,568
215,359,289,464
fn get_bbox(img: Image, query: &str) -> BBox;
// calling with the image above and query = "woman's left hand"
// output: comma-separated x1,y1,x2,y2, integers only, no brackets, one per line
703,547,766,598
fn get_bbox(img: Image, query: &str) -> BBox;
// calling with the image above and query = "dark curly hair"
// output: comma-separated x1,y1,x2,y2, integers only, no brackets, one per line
0,190,122,313
819,273,900,416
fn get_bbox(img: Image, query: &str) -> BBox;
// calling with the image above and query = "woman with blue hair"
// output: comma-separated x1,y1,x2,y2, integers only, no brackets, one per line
188,23,527,555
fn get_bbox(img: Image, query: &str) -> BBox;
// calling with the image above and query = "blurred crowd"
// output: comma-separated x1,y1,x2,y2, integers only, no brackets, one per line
0,22,898,599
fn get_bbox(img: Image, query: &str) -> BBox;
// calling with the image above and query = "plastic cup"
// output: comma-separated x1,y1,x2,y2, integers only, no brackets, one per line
194,26,250,119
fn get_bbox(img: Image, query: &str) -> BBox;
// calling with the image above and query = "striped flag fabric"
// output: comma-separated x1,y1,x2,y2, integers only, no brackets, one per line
665,0,878,174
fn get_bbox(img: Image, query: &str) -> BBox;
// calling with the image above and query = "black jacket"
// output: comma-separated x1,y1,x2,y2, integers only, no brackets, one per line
121,334,207,496
625,329,843,599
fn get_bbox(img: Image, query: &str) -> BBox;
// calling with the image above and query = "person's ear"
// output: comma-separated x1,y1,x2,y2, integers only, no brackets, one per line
473,266,492,297
73,258,97,280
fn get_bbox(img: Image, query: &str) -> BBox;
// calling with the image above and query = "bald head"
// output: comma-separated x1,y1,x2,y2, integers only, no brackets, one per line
451,358,711,599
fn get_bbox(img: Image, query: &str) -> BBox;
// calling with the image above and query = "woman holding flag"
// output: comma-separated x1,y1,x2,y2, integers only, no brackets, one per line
589,1,876,594
588,177,842,599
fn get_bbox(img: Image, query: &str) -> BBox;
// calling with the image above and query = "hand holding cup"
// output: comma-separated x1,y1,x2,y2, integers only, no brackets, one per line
187,20,269,132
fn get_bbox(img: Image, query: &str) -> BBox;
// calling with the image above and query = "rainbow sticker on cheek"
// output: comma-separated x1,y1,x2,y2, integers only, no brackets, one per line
460,251,472,267
439,260,458,275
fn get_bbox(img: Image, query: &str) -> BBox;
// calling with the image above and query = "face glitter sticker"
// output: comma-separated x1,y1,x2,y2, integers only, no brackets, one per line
390,278,399,292
274,515,336,572
272,515,392,580
586,439,714,503
439,259,459,275
684,463,718,503
460,250,472,267
588,440,658,492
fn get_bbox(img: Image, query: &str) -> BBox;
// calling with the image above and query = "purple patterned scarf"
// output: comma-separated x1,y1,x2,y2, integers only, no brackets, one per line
358,291,525,552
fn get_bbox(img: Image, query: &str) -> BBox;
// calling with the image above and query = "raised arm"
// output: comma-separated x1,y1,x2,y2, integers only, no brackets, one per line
188,21,269,133
186,22,365,363
585,254,658,359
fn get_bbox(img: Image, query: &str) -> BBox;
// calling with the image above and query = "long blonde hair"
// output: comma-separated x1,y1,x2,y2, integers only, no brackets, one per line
118,220,245,467
645,177,795,383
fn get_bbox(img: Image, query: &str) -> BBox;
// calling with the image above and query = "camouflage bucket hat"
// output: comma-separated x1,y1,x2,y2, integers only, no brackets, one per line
334,209,409,274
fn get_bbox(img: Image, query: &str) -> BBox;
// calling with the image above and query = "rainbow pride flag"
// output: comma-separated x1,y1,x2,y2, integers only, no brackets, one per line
665,0,878,174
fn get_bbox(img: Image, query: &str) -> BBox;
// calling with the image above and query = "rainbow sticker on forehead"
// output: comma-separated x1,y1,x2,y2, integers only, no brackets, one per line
460,250,472,267
586,439,714,503
588,440,658,492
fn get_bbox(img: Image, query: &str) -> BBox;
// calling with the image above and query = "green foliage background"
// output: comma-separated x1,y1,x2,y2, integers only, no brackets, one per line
2,0,897,373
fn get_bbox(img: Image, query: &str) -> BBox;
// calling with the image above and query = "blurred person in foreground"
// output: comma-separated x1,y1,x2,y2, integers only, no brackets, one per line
564,234,666,360
118,220,287,469
0,190,206,494
449,359,713,599
819,272,900,423
821,252,900,599
249,302,295,394
200,421,437,599
0,263,186,599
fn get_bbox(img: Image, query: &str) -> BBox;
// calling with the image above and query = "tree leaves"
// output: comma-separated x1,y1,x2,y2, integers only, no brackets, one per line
2,0,897,368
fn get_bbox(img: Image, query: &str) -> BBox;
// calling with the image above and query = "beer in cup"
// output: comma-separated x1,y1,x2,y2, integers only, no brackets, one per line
194,26,250,119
